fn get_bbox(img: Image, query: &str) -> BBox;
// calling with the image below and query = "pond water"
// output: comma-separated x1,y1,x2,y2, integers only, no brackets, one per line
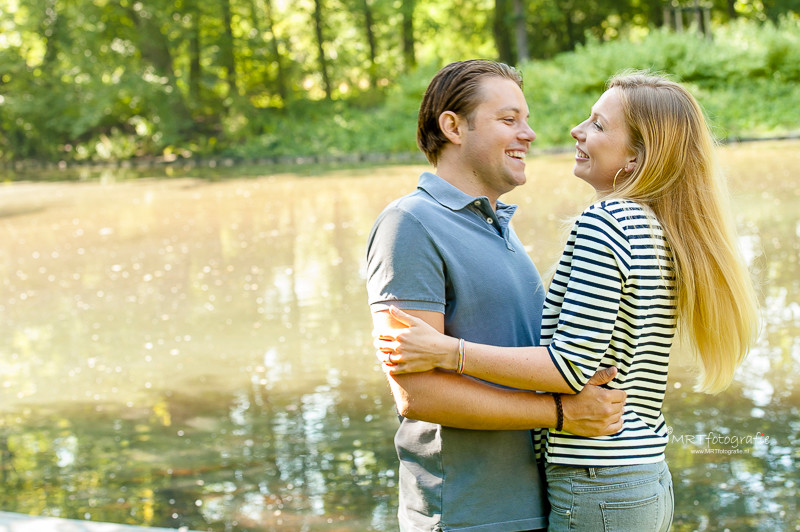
1,141,798,531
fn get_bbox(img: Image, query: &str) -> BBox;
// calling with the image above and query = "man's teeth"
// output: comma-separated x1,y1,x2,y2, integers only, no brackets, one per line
507,151,525,160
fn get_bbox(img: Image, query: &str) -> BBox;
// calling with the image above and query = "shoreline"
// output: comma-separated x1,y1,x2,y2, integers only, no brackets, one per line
2,134,799,178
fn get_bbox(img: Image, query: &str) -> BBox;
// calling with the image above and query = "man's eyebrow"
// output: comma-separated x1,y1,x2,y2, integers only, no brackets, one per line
496,106,529,118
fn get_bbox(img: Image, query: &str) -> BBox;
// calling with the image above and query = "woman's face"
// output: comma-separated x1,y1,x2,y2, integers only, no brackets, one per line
570,88,636,192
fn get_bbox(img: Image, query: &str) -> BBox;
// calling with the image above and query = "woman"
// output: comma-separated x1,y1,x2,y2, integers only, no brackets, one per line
375,71,760,531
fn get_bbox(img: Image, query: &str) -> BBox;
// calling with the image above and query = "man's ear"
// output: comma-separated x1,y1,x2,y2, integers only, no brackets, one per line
438,111,463,145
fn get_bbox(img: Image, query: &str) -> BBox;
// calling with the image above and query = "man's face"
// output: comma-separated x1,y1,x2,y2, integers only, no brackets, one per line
458,77,536,199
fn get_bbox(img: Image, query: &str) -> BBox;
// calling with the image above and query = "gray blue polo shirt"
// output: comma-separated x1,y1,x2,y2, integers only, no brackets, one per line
366,172,547,531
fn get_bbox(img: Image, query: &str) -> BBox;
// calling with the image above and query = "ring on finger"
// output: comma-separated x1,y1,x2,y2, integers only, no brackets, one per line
385,353,398,366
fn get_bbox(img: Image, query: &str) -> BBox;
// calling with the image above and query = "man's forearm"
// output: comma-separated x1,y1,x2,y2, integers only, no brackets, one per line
387,369,557,430
386,367,625,436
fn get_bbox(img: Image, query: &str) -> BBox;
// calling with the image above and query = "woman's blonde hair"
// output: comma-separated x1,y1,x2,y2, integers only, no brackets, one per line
606,70,760,394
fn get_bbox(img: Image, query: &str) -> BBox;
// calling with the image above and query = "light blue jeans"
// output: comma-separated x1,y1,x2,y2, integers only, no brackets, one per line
545,460,674,532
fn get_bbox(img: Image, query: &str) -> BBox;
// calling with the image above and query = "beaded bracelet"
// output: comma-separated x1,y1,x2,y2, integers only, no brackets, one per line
456,338,466,374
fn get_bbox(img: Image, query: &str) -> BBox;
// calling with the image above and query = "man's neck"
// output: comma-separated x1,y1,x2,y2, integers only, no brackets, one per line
435,162,500,210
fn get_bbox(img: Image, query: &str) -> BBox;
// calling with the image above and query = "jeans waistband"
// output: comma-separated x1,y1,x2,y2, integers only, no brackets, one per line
545,460,669,480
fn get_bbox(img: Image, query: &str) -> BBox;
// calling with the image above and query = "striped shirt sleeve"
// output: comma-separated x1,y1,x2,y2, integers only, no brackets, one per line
544,206,632,393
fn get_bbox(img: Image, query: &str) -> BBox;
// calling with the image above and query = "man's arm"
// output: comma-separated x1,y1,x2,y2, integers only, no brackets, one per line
373,309,626,436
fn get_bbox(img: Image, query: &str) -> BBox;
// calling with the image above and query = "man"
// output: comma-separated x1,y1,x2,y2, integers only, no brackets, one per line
366,60,626,531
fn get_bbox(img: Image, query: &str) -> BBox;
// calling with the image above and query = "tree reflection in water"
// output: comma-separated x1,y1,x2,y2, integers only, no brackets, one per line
0,143,798,531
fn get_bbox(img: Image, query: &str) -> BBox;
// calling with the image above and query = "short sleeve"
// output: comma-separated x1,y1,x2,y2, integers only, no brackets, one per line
546,207,632,392
366,205,446,313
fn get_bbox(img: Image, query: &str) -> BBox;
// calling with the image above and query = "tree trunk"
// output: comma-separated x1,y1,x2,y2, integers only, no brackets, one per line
312,0,332,99
493,0,514,65
360,0,378,88
512,0,528,63
263,0,288,103
400,0,416,70
42,0,65,68
188,7,201,103
559,2,577,50
220,0,238,100
727,0,737,19
127,5,193,133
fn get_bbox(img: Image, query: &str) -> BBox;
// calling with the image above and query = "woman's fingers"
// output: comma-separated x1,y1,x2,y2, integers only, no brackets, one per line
375,348,399,366
388,305,416,326
372,307,428,372
374,335,401,352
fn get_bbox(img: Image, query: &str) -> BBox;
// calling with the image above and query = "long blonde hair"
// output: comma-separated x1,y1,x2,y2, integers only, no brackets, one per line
607,71,760,394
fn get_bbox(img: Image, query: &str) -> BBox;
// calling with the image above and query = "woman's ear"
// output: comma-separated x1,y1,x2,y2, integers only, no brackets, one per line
625,158,637,173
438,111,463,145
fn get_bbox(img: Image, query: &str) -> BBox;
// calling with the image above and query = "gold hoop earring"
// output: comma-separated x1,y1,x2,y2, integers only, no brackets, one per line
613,168,625,191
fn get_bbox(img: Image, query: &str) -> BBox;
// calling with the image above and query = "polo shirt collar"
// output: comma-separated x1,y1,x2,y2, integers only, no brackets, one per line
417,172,518,217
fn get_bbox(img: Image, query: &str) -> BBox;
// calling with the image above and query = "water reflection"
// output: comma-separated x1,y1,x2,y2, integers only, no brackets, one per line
1,143,798,531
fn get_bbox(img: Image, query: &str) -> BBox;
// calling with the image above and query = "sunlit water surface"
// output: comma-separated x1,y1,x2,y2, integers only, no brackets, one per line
1,141,798,531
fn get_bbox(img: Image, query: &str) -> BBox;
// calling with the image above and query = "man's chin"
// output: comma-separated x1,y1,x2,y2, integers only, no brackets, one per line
510,173,528,189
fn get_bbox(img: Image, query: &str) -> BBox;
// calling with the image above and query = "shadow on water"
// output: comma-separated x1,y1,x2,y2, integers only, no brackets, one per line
0,141,798,531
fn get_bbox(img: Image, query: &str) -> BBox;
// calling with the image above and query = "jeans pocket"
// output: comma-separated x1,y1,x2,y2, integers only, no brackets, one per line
600,493,659,532
546,474,574,532
548,504,573,532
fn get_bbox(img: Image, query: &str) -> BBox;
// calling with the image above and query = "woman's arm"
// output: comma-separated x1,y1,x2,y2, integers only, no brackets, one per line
376,306,576,394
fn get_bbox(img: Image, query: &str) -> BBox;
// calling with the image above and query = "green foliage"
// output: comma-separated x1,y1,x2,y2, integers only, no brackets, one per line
233,16,800,157
0,0,798,164
228,62,434,159
518,16,800,147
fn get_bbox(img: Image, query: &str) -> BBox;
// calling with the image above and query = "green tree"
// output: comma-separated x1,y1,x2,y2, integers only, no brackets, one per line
262,0,289,103
359,0,379,88
219,0,239,103
513,0,529,63
400,0,416,69
2,0,799,163
312,0,333,100
123,0,195,137
494,0,514,64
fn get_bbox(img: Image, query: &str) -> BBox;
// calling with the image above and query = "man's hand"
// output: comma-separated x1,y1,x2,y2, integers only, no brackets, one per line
560,367,626,437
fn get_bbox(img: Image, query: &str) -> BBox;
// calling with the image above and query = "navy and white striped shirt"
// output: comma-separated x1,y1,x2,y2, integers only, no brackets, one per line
542,199,677,466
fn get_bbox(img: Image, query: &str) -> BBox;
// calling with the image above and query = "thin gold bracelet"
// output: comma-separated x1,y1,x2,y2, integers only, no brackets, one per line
456,338,466,374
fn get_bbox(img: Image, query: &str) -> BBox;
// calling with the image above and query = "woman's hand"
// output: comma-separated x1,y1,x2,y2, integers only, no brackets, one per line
373,306,460,374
